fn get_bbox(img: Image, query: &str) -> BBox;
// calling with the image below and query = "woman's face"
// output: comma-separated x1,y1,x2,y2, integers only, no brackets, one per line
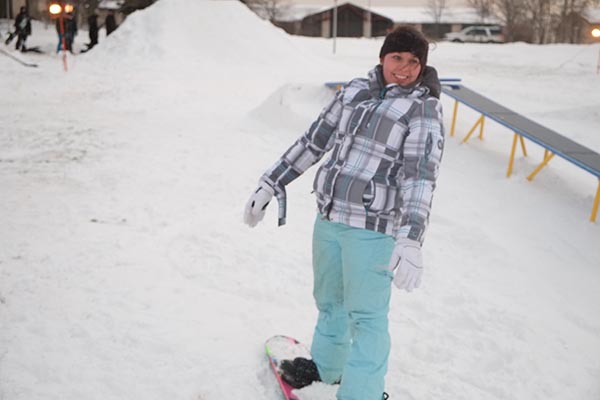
380,52,422,87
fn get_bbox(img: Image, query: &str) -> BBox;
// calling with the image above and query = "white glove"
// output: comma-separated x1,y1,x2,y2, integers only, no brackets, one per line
243,184,274,228
388,238,423,292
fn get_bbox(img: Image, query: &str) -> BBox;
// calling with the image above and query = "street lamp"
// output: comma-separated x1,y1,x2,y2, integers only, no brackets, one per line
49,3,62,15
592,28,600,38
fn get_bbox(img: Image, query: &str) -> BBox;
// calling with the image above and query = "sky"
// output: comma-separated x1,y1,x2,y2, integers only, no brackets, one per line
0,1,599,400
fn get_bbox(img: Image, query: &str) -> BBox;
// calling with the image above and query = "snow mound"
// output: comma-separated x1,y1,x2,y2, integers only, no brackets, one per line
84,0,315,75
249,83,333,132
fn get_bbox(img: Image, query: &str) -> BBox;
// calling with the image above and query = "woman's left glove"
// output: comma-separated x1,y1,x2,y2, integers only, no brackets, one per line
243,184,274,228
388,238,423,292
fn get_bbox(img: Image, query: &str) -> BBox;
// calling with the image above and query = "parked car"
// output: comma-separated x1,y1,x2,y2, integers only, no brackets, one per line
445,26,505,43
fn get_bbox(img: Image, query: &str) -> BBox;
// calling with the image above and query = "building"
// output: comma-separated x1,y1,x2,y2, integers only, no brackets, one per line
274,2,393,37
369,5,500,38
1,0,47,20
1,0,151,29
273,2,499,39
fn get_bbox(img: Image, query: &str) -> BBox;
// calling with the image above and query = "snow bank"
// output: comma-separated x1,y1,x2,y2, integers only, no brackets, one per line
1,1,599,400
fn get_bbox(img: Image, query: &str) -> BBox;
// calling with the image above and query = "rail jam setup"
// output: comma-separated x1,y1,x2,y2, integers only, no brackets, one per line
325,79,600,223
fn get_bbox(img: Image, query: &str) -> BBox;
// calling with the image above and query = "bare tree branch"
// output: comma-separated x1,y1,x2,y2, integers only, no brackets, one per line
243,0,290,22
467,0,494,23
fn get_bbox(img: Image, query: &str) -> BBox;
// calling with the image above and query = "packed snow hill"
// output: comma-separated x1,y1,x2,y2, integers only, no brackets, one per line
1,1,599,400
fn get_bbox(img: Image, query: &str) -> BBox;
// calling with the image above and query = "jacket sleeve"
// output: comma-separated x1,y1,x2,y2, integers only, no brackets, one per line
261,89,343,190
397,97,444,244
259,88,344,225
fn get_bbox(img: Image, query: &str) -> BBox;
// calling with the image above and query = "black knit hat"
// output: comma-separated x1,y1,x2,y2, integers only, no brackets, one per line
379,26,429,73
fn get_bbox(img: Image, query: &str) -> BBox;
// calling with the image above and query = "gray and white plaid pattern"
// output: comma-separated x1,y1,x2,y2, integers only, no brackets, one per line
261,66,444,243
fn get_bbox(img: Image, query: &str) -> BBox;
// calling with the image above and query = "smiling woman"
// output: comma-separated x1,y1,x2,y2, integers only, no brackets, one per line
244,24,444,400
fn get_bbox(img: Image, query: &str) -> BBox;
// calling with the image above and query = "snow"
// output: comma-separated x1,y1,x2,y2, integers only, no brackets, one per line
1,1,599,400
98,0,126,11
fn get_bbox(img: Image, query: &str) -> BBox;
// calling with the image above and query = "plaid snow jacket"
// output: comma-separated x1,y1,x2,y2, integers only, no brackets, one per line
261,65,444,244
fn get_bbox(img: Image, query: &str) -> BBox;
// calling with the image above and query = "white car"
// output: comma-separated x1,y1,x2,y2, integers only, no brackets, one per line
445,26,505,43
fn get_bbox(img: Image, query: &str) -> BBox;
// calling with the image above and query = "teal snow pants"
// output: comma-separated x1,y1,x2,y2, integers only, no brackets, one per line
310,216,395,400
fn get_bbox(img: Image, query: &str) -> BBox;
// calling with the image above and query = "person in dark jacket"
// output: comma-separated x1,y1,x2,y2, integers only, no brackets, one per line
86,13,99,50
244,26,444,400
105,11,117,36
63,12,77,53
56,11,77,53
14,6,32,52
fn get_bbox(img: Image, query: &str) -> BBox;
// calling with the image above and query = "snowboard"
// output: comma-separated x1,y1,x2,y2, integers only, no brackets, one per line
4,31,16,45
265,335,312,400
0,48,38,67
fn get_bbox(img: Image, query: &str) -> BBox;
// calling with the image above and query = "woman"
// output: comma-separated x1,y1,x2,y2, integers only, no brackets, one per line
244,26,444,400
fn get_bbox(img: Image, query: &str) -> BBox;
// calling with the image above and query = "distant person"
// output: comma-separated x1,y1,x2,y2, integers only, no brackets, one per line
243,26,444,400
86,12,99,50
105,11,117,36
56,12,77,53
14,6,32,52
64,12,78,53
55,17,64,53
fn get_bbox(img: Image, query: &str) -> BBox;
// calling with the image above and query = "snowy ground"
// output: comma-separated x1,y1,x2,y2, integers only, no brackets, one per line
1,1,599,400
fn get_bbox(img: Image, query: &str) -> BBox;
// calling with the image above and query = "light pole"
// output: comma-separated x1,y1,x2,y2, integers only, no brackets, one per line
332,0,338,54
5,0,10,33
592,28,600,74
365,0,372,38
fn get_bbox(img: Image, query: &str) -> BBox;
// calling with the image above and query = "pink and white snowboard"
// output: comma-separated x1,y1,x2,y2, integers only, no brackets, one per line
265,335,312,400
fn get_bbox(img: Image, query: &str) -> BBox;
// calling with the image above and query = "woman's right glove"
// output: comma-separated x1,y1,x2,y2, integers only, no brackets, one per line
388,238,423,292
243,184,274,228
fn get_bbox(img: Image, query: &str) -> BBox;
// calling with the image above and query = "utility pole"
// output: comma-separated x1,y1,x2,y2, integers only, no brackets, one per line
365,0,372,38
332,0,338,54
5,0,11,33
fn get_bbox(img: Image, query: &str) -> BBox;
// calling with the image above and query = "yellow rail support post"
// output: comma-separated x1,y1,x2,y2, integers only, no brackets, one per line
527,151,555,181
507,133,519,177
461,115,484,144
591,179,600,222
506,133,529,177
519,135,528,156
478,116,485,140
450,100,459,137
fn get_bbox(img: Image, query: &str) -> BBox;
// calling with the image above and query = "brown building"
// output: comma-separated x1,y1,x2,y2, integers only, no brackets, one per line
274,2,393,38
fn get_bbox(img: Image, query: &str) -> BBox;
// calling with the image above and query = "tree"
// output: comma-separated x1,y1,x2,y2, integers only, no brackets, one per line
490,0,599,43
243,0,290,22
523,0,552,43
554,0,598,42
467,0,494,23
492,0,527,41
427,0,447,38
